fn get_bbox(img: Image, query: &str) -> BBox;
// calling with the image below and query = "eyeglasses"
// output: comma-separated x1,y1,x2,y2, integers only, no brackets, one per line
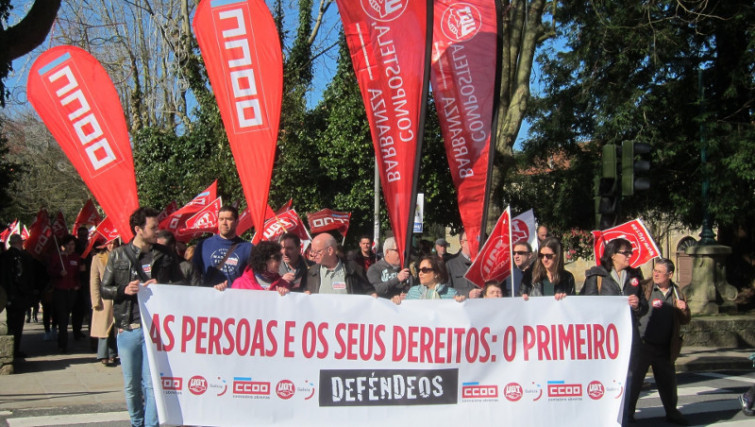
617,250,633,257
652,269,670,275
538,253,556,260
514,251,531,256
310,248,325,257
418,267,434,274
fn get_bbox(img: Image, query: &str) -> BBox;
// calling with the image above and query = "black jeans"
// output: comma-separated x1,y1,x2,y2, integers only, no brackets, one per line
628,340,679,417
6,299,30,354
53,289,77,350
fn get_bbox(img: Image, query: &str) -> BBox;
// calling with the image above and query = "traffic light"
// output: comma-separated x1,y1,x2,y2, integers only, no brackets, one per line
597,144,619,229
621,141,651,196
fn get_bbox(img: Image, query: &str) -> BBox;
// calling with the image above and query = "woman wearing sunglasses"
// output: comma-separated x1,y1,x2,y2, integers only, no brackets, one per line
520,237,575,300
400,255,465,301
580,239,648,424
581,238,645,306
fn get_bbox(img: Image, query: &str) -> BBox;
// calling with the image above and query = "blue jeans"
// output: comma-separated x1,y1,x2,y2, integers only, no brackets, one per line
117,328,158,427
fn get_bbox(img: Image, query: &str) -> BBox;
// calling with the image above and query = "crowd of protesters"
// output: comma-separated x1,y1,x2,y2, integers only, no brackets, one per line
2,205,753,426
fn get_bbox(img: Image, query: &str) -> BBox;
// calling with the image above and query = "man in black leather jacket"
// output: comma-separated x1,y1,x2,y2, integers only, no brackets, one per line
101,207,185,427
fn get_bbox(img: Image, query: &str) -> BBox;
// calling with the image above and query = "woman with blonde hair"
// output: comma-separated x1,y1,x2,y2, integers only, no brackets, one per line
90,238,119,366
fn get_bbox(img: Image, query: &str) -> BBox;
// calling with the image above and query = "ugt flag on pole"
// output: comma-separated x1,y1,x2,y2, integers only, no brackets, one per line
592,218,661,268
176,197,223,242
431,0,500,260
193,0,283,244
28,46,139,242
259,208,310,244
335,0,432,266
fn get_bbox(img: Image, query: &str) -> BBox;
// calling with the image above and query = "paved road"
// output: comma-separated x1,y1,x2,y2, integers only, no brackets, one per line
2,371,754,426
632,370,755,426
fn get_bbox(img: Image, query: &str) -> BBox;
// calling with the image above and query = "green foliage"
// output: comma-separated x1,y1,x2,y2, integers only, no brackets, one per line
524,0,755,234
419,98,462,234
0,116,21,221
132,118,244,212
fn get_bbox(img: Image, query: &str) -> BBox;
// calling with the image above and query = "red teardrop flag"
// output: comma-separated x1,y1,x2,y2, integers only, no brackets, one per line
193,0,283,244
27,46,138,242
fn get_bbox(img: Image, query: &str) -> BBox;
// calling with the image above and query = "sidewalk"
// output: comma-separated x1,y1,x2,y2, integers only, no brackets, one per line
0,320,753,413
0,321,126,413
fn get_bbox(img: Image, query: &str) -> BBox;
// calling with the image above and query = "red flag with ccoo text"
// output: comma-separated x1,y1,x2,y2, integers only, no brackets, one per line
335,0,432,266
193,0,283,244
27,46,138,242
307,209,351,238
431,0,500,260
24,209,54,259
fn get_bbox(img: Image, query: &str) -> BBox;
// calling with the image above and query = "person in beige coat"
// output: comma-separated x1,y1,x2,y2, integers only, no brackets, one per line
90,239,119,366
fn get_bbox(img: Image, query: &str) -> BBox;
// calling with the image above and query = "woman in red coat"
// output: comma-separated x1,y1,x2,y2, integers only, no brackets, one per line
232,240,293,295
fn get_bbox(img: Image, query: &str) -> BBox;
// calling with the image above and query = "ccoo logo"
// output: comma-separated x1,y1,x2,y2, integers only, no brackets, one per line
440,3,483,42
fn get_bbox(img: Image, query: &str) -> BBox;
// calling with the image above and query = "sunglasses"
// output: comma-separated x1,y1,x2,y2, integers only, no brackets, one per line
617,250,633,256
513,251,530,256
538,253,556,260
418,267,435,274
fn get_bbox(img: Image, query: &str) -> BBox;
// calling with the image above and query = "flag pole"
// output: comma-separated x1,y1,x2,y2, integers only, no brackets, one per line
507,206,516,298
403,0,433,270
479,0,505,252
52,234,64,272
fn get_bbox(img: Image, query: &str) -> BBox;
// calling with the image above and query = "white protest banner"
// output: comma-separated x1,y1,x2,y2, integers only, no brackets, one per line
139,287,632,426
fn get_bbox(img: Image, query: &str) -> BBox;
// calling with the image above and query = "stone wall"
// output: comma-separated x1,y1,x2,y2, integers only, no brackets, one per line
0,308,14,374
681,316,755,348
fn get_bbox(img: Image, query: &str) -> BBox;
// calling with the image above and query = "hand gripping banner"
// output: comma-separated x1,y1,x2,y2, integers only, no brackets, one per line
335,0,433,266
431,0,500,260
193,0,283,244
27,46,139,242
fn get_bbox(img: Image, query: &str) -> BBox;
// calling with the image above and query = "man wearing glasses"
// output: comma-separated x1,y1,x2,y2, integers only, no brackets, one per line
503,240,534,297
581,237,648,426
367,237,413,298
304,233,375,296
626,258,690,425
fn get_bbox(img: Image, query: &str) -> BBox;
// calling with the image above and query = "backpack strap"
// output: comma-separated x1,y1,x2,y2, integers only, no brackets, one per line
597,275,602,294
122,246,151,283
214,243,240,272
